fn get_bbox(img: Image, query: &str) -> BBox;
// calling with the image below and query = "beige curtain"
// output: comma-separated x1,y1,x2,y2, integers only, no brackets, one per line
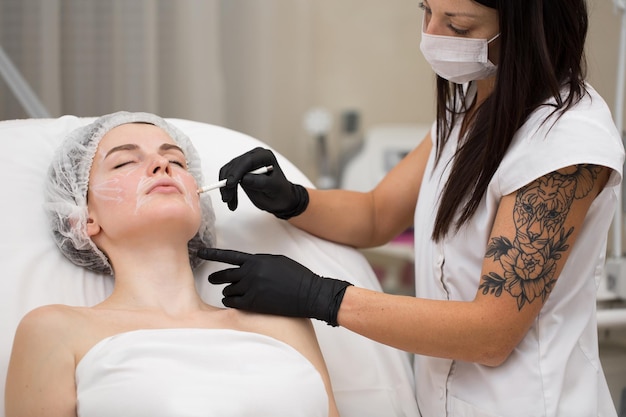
0,0,222,123
0,0,316,172
219,0,314,171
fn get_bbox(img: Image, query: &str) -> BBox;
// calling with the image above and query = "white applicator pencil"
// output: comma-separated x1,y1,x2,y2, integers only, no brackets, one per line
197,165,274,194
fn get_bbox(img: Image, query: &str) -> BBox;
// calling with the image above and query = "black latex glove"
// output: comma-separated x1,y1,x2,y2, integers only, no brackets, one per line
198,247,352,326
219,147,309,219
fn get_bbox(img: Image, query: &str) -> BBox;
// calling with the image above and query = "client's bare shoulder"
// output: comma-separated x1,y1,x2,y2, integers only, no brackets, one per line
10,304,93,377
17,304,87,340
6,305,86,414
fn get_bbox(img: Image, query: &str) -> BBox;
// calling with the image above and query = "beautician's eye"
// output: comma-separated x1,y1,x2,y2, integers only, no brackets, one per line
418,2,431,14
448,24,469,35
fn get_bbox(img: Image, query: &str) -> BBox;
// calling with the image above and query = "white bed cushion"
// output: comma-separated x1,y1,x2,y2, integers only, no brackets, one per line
0,116,419,417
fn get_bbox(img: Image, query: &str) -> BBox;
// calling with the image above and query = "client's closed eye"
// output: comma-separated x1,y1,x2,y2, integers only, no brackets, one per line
114,160,135,169
169,159,186,168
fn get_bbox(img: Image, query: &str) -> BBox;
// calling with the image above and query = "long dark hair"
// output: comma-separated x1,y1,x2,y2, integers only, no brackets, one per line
432,0,588,241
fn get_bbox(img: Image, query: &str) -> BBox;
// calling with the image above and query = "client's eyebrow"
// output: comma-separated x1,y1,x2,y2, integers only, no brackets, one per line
104,143,185,159
105,144,138,158
159,143,185,156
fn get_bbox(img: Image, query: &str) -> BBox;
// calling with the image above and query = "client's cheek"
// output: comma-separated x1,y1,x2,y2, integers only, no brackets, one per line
90,178,124,204
173,174,201,212
135,176,152,214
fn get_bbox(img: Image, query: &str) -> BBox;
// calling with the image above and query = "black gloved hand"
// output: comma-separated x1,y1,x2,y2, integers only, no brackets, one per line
219,147,309,219
198,247,352,326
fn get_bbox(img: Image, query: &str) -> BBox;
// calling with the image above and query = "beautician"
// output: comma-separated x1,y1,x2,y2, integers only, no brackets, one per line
199,0,624,415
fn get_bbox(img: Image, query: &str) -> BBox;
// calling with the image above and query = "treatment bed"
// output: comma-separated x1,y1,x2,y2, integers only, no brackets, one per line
0,116,420,417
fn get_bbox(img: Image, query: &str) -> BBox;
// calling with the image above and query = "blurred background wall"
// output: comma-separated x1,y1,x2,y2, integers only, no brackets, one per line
0,0,621,181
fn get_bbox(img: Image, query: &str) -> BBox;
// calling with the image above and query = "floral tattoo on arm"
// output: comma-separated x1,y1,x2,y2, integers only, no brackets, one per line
479,165,602,310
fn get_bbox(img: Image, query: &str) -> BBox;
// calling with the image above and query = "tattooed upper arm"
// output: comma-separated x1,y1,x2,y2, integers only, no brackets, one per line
478,164,609,314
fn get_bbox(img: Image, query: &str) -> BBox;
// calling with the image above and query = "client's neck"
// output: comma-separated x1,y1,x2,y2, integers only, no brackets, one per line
101,243,206,315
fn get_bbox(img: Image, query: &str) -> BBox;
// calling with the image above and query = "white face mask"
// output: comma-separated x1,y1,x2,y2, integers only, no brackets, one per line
420,26,500,84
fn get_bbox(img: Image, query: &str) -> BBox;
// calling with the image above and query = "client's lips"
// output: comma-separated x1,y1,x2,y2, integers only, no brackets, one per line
147,179,182,194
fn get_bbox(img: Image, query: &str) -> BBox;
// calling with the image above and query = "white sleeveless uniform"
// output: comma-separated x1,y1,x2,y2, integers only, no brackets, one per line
76,328,328,417
413,85,624,416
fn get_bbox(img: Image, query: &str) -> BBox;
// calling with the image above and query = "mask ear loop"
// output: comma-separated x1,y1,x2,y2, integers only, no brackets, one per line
485,32,500,67
487,32,500,44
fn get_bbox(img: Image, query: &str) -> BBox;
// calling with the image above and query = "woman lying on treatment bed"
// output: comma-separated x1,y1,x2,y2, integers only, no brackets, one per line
4,111,339,417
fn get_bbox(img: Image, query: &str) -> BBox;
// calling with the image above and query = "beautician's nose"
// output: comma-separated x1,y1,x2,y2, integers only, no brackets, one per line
149,155,172,176
423,15,445,36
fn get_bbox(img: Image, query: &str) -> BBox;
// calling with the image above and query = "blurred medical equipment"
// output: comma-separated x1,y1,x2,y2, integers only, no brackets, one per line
336,110,364,185
341,124,430,192
0,116,420,417
303,108,366,192
304,107,336,189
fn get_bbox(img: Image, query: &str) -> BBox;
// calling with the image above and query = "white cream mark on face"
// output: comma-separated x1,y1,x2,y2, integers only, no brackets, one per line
95,146,107,164
90,178,123,203
135,175,152,214
90,161,141,205
174,173,199,210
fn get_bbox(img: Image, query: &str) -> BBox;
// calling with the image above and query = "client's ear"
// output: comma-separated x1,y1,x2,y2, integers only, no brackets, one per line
86,216,101,237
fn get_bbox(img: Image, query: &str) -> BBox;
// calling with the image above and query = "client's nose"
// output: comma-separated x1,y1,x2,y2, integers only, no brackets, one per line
149,155,172,176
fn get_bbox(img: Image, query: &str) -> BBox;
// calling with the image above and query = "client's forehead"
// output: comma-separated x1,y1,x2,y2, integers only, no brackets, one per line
100,123,174,148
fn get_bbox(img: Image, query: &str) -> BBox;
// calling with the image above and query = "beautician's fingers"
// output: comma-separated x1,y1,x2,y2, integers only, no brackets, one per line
221,184,239,211
200,248,258,287
197,247,253,266
239,170,274,190
207,268,243,286
218,167,240,211
219,147,275,211
222,293,253,310
220,147,275,183
221,280,249,297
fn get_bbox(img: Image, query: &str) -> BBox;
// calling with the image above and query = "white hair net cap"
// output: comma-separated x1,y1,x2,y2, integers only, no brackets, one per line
44,111,216,275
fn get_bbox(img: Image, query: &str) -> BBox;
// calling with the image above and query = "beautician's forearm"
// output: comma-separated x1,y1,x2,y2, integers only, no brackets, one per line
337,286,525,367
289,187,414,248
288,189,377,247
